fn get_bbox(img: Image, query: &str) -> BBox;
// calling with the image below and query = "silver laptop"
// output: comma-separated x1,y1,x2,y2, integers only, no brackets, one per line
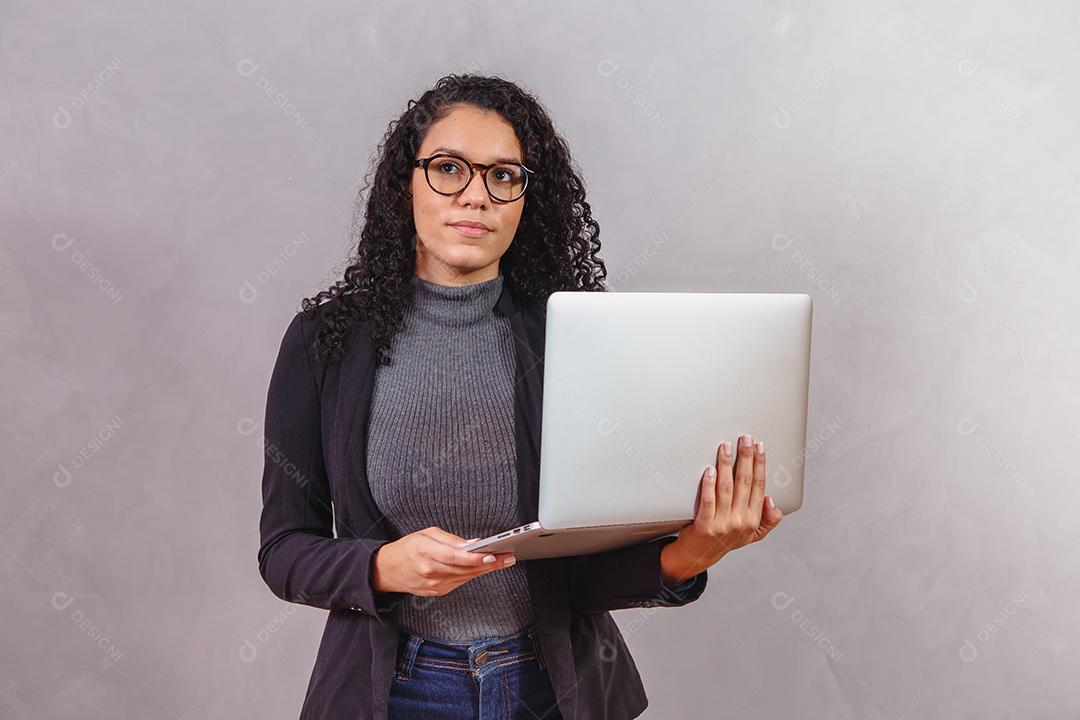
459,290,813,561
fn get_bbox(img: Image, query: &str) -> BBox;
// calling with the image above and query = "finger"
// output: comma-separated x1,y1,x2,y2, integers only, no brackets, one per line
731,434,754,508
445,550,518,574
696,465,716,521
714,440,734,516
747,440,766,513
475,552,518,573
423,535,504,568
418,526,468,546
417,555,501,583
752,496,784,542
453,551,518,583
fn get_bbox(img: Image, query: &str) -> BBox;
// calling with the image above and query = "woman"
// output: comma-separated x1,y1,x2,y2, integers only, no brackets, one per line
257,73,784,720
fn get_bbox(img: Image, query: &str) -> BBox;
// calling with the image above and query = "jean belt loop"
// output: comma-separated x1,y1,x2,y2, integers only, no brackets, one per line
527,626,546,670
397,633,424,680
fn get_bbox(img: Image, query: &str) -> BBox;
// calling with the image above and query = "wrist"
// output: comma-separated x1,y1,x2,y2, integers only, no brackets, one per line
660,540,698,586
372,542,396,594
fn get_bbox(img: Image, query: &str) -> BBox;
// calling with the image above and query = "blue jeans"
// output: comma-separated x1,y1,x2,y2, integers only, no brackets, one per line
389,622,565,719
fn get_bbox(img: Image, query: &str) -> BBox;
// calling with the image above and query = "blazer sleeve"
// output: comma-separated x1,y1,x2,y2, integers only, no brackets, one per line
566,534,708,615
257,310,406,624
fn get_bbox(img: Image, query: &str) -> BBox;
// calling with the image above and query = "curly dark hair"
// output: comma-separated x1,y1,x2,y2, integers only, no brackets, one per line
301,73,608,366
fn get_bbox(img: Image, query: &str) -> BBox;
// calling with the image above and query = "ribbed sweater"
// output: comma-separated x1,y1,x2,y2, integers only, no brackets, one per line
365,272,535,642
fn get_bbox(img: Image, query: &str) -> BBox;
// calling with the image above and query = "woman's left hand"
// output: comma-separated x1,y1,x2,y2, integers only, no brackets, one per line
659,434,784,584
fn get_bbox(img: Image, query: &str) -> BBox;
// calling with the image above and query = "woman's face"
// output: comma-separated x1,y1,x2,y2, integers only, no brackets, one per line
409,104,526,286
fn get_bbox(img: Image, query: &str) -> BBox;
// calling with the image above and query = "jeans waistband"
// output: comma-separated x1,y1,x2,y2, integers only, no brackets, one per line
394,623,547,679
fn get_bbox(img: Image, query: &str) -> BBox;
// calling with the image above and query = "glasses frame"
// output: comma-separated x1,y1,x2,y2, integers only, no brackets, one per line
413,153,535,203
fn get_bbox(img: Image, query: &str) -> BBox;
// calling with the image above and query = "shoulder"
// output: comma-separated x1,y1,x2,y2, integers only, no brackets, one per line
520,294,549,321
511,293,549,341
280,299,327,348
284,295,364,345
276,296,349,373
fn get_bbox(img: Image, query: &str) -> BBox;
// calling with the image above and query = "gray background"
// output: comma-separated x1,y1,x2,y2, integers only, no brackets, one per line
2,1,1075,717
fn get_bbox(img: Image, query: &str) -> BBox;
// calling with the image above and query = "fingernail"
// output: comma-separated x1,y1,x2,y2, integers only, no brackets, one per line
504,556,517,566
755,441,764,454
483,554,496,563
721,442,732,458
740,435,753,448
767,497,775,509
705,465,717,478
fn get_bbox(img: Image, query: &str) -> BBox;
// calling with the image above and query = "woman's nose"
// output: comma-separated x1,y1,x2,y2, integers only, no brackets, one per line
456,171,489,207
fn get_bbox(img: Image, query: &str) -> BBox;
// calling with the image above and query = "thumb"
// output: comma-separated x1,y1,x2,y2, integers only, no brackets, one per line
753,496,783,541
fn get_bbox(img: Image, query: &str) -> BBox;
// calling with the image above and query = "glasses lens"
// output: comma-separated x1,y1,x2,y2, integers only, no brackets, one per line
426,155,471,194
486,164,527,201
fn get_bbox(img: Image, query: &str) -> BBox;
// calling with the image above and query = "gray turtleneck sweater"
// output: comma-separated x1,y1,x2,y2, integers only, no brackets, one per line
366,272,533,642
366,272,697,642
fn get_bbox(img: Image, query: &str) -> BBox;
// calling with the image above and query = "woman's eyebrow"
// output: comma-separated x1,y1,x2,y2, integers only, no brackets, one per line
431,146,523,165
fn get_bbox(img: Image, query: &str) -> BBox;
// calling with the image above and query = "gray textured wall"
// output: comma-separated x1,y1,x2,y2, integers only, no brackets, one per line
2,1,1075,718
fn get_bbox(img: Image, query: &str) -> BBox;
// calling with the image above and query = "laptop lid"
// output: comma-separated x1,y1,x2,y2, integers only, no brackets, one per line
537,291,812,529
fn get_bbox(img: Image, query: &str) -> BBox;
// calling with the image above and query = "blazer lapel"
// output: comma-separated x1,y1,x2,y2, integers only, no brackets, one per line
329,276,547,542
498,281,546,524
331,312,393,539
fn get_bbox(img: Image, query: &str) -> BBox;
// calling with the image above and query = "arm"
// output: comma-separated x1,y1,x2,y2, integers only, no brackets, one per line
256,311,407,623
566,534,708,615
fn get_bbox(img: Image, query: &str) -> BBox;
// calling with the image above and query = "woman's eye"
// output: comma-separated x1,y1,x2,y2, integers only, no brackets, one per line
438,162,461,174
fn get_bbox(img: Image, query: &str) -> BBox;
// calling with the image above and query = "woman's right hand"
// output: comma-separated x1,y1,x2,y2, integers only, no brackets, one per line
372,526,518,597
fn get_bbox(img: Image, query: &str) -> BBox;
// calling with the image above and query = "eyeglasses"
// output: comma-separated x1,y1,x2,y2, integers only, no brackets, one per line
413,153,535,203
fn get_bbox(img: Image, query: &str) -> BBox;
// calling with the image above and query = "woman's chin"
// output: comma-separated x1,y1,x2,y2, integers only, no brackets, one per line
417,236,500,272
437,242,494,264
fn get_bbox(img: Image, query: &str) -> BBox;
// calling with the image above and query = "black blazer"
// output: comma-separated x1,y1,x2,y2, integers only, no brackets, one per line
257,277,708,720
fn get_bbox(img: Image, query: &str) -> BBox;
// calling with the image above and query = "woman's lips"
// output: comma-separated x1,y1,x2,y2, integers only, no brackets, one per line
449,223,490,237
